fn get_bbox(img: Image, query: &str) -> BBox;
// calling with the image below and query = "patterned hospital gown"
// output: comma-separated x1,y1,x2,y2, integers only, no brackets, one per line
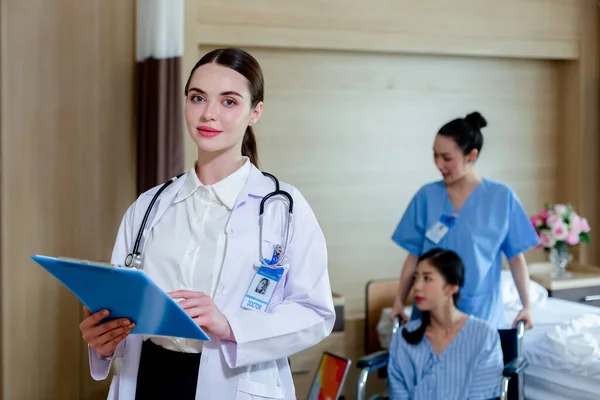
388,315,504,400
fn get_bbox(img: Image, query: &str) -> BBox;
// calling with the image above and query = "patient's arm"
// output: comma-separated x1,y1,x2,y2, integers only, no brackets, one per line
469,329,504,400
387,331,412,399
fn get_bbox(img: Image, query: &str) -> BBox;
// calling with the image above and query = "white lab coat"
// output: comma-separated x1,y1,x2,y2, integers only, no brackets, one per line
88,165,336,400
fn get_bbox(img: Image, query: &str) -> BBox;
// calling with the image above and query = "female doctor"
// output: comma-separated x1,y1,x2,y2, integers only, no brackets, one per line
78,47,335,400
390,111,540,330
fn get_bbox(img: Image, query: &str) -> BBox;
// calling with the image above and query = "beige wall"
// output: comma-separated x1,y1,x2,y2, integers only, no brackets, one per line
184,0,600,317
0,1,136,399
184,2,599,398
206,49,561,315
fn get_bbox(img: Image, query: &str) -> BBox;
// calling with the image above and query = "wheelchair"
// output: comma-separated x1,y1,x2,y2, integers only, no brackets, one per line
356,319,528,400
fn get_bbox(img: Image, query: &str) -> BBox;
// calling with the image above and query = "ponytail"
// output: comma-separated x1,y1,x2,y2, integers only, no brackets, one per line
242,126,259,167
402,311,430,345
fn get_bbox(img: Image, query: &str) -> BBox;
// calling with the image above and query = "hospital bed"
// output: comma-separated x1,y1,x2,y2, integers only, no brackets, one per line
504,297,600,400
373,271,600,400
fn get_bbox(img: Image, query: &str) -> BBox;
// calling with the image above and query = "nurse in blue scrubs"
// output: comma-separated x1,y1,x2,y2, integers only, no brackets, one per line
390,111,540,329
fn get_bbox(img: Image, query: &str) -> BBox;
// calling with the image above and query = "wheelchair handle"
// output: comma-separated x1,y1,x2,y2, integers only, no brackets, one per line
515,319,525,358
516,319,525,336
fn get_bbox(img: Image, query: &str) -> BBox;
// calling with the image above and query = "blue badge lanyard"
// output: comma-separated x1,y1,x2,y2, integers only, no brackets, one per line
440,214,458,228
264,244,283,266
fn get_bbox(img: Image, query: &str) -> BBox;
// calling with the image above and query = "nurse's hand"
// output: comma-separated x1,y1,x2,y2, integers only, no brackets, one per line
390,296,409,325
79,307,135,357
169,290,235,341
512,307,533,330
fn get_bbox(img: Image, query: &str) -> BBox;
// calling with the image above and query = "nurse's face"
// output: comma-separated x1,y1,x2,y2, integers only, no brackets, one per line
433,135,476,184
184,63,263,158
412,260,458,312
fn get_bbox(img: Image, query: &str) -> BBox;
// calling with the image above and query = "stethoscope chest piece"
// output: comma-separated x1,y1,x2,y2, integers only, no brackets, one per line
124,252,142,269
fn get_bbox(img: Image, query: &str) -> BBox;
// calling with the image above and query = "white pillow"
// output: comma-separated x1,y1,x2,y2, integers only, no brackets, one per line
501,269,548,310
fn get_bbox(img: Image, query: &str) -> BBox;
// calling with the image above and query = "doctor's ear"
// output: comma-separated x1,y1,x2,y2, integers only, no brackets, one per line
248,101,263,127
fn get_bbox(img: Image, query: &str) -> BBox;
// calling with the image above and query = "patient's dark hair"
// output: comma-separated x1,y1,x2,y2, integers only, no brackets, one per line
438,111,487,158
401,248,465,345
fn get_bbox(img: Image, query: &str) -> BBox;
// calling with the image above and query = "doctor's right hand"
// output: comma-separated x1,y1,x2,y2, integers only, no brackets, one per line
79,306,135,357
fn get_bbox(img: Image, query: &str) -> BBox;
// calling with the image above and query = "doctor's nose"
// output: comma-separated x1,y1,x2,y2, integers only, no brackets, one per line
200,101,217,121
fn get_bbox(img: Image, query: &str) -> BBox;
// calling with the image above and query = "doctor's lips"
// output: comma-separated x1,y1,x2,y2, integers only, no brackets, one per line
197,126,222,138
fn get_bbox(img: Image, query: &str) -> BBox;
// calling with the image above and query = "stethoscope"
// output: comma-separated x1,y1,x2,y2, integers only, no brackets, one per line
124,171,294,269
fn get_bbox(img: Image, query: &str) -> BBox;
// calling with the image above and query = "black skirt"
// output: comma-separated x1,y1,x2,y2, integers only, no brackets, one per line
135,339,201,400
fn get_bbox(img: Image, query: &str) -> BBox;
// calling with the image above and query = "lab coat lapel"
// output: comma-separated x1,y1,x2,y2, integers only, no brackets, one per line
225,165,274,235
215,167,274,301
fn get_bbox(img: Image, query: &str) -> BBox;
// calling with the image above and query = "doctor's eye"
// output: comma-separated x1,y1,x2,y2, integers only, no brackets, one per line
222,98,236,107
189,95,205,103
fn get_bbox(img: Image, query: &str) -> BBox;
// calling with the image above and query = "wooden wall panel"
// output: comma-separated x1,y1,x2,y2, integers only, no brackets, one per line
557,0,600,265
0,1,136,399
188,0,580,59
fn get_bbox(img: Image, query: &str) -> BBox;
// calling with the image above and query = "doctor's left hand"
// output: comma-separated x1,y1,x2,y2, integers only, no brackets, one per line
169,290,235,341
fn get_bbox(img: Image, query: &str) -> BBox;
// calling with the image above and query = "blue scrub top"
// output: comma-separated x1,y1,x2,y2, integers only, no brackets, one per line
391,178,540,328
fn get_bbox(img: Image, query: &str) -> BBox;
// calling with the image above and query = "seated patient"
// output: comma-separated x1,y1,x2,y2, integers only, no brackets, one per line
388,248,503,400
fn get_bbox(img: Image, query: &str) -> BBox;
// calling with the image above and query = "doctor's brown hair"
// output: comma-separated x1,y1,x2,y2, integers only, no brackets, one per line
184,47,264,167
402,248,465,345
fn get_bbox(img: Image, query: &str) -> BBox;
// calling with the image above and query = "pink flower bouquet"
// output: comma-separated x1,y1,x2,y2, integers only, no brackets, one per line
530,203,591,251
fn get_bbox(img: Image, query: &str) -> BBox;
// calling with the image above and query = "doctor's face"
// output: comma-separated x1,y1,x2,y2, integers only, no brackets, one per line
433,135,476,184
185,63,262,158
412,260,458,312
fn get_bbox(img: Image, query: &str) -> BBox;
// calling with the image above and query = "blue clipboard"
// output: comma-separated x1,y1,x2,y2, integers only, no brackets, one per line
31,254,210,341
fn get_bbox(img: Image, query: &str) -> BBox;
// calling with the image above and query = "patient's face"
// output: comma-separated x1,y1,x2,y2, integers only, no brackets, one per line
412,261,453,311
433,135,475,184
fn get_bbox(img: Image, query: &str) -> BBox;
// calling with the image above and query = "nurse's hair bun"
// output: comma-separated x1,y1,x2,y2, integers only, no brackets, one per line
438,111,486,158
464,111,487,130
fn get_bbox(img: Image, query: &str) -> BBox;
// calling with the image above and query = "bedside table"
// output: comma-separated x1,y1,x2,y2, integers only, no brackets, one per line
529,262,600,307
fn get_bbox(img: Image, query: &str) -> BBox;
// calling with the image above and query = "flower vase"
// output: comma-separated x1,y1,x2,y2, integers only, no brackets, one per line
549,246,573,279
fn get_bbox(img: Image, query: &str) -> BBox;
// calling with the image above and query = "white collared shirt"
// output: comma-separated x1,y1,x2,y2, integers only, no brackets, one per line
142,157,251,353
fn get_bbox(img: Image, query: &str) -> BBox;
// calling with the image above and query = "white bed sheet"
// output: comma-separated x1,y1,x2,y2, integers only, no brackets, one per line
503,297,600,379
522,364,600,400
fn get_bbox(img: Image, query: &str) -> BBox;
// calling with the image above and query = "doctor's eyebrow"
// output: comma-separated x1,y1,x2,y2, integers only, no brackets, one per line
187,87,244,98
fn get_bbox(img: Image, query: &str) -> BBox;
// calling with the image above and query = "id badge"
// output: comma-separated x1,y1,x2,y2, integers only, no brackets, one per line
425,216,454,244
241,265,286,312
